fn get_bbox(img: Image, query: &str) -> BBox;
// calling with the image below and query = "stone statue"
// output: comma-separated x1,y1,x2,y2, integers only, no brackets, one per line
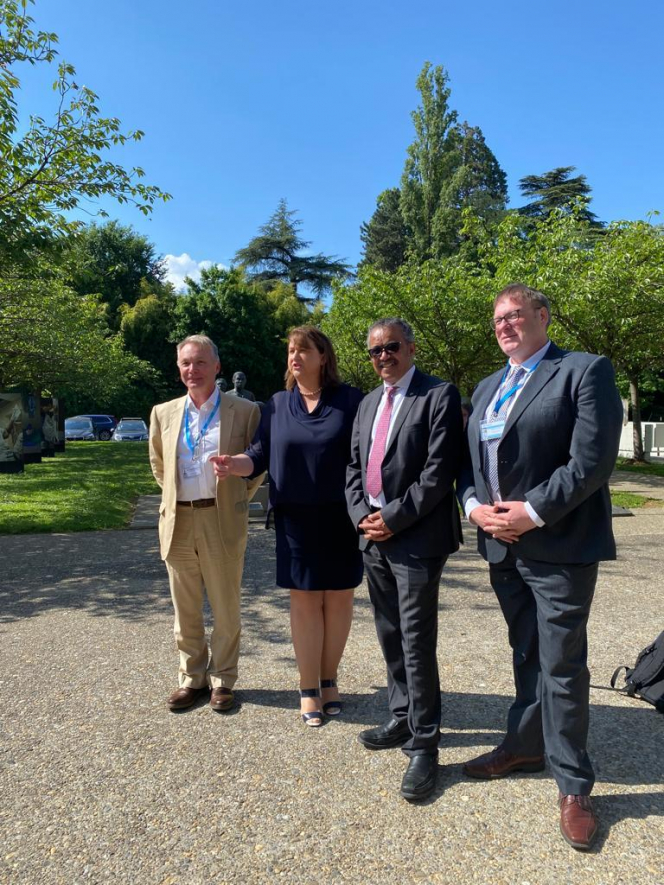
228,371,256,402
216,377,229,393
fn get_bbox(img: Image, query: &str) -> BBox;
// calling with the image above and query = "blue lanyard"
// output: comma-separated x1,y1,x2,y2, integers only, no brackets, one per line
184,392,220,459
492,360,541,415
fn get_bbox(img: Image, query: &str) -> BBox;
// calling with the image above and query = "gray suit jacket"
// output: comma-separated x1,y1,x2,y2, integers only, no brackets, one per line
457,343,623,564
346,368,463,558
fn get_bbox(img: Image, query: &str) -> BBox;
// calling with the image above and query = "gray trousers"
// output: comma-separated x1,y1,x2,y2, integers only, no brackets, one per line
364,543,447,757
489,549,599,795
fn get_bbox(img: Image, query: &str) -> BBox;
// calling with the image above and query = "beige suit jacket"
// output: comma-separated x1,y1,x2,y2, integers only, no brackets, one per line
149,392,263,561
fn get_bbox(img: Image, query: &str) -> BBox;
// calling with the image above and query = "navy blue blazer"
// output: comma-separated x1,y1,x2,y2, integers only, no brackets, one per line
457,343,623,564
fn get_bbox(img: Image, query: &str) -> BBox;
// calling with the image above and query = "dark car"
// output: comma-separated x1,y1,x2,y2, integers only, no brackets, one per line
112,418,149,441
80,414,117,441
64,417,96,441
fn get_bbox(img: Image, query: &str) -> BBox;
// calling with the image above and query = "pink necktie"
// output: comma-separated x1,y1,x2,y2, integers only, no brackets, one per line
366,386,397,498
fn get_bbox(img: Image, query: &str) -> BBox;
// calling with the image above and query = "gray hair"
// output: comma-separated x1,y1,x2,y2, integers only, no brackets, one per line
366,317,415,347
176,334,220,361
495,283,551,326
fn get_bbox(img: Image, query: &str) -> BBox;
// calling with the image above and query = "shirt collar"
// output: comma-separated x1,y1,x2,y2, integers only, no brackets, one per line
187,388,219,413
510,340,550,373
384,364,416,392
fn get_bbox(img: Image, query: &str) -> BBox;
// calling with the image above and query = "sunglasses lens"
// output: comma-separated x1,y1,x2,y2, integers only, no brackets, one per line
368,341,401,358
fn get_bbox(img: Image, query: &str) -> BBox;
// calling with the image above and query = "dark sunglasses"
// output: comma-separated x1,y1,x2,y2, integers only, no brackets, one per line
368,341,401,359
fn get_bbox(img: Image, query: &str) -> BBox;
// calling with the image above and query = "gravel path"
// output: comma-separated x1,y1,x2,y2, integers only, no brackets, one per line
1,507,663,884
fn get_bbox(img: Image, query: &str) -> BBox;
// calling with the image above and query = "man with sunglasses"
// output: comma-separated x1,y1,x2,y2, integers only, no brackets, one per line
346,318,463,801
457,284,622,849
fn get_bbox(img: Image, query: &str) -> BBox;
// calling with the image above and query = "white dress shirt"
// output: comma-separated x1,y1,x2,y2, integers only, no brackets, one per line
176,390,221,501
465,340,551,526
368,364,417,508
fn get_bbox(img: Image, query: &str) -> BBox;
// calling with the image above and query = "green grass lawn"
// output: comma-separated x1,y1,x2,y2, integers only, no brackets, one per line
0,442,159,534
615,457,664,478
1,445,661,535
610,491,655,510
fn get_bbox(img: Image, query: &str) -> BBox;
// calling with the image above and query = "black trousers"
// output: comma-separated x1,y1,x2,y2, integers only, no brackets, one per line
489,549,598,795
364,543,447,757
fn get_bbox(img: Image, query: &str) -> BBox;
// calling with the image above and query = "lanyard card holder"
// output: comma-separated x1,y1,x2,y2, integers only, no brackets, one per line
480,418,506,442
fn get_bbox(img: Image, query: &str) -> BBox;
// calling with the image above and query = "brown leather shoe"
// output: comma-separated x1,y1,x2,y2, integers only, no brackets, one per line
210,686,235,713
463,745,545,779
167,686,207,711
559,794,598,850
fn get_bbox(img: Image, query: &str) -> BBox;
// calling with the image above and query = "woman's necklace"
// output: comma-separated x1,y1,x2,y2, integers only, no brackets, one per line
297,385,322,398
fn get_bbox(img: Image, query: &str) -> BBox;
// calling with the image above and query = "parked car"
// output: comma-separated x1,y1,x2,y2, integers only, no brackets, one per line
64,416,97,441
79,414,117,441
112,418,149,441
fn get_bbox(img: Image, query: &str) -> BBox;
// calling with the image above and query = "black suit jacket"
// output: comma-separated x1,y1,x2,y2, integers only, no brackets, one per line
457,343,623,564
346,368,463,558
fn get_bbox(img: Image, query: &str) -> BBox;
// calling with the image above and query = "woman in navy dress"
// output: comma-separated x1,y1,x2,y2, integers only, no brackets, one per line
211,326,363,726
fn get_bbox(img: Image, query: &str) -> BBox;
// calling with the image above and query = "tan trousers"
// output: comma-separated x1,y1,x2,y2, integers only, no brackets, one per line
165,506,244,689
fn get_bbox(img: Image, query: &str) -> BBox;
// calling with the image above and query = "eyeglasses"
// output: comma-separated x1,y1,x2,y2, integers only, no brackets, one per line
367,341,402,359
490,309,523,330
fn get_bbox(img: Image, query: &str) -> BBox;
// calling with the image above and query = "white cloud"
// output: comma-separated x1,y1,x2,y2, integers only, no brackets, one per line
164,253,226,292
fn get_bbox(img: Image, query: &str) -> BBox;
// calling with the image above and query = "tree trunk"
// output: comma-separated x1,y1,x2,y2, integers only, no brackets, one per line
630,376,645,461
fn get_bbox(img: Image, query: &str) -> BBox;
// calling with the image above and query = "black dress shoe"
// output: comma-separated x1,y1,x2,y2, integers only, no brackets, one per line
400,753,438,801
358,717,410,750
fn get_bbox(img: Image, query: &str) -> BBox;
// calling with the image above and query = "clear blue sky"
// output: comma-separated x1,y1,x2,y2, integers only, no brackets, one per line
19,0,664,288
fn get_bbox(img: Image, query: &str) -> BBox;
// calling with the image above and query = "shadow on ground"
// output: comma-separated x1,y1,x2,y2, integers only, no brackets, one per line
0,526,492,626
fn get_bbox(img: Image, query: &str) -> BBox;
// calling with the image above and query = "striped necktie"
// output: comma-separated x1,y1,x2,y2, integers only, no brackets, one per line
483,366,526,503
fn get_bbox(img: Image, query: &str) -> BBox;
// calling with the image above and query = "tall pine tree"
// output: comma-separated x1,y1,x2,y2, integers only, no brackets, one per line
234,199,350,302
518,166,598,224
359,188,410,272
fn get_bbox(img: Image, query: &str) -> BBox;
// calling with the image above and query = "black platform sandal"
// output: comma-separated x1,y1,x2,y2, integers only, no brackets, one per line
320,678,342,717
300,688,323,727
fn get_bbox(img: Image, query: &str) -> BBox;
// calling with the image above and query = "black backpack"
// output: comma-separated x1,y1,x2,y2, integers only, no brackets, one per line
611,631,664,713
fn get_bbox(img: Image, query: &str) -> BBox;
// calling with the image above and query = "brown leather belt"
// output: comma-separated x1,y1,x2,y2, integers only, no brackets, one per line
176,498,216,509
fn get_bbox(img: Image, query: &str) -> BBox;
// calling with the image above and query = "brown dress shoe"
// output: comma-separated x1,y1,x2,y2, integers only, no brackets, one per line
559,794,598,850
167,686,207,710
210,686,235,713
463,745,545,779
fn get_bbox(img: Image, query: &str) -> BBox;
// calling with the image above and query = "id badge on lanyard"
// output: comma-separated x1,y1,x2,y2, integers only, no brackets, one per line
184,392,220,469
479,418,506,441
183,461,203,478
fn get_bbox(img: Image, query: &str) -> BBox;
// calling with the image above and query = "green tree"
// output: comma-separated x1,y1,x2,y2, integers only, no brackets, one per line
323,259,497,394
64,221,168,328
400,63,458,262
0,0,170,406
263,280,325,338
359,188,410,272
517,166,598,224
399,63,507,262
0,261,155,403
234,199,350,301
171,266,286,400
0,0,170,266
449,123,508,219
487,209,664,460
119,285,178,386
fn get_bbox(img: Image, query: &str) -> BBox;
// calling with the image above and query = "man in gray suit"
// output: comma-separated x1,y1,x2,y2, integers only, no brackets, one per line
458,283,622,849
346,318,463,801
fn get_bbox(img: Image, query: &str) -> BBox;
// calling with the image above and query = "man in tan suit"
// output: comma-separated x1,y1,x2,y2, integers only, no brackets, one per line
149,335,262,712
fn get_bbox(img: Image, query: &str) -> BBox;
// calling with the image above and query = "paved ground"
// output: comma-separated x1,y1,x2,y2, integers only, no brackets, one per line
610,470,664,500
1,491,663,884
